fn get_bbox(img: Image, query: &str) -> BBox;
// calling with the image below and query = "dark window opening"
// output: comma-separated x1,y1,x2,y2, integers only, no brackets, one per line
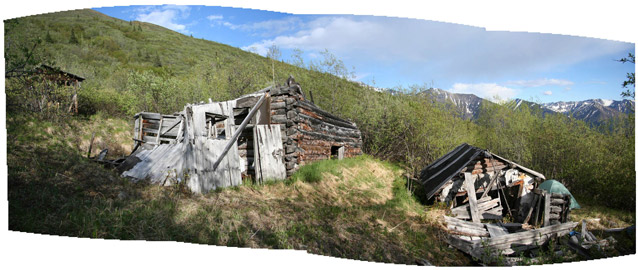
205,112,228,139
331,145,344,160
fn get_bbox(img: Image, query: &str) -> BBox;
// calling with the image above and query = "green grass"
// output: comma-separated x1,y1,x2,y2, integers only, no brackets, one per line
6,116,468,265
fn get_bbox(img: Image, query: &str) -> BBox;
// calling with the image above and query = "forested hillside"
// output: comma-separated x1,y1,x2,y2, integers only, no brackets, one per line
5,9,635,210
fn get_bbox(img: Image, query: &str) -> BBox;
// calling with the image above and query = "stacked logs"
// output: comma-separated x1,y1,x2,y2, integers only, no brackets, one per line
464,158,507,175
269,80,363,177
548,193,571,225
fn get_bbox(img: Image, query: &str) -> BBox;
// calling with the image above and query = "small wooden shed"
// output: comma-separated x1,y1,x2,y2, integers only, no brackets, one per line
117,77,362,193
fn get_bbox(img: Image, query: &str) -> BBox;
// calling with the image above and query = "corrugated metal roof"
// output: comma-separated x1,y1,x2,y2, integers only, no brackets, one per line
419,143,483,200
418,143,546,200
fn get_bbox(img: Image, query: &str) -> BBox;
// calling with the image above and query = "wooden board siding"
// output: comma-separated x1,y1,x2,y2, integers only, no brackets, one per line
121,79,363,192
254,125,286,182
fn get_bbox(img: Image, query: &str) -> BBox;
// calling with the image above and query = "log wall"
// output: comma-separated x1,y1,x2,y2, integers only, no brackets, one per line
269,80,363,176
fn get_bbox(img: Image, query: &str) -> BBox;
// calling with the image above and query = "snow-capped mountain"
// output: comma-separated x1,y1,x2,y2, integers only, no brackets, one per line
540,99,635,124
422,88,485,119
421,88,634,124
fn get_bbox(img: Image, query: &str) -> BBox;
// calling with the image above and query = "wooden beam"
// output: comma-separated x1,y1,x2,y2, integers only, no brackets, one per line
212,93,268,171
87,132,95,158
155,116,163,144
543,192,551,227
464,172,481,223
523,192,539,224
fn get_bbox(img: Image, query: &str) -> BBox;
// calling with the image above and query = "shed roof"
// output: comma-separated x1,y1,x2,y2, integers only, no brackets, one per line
39,64,85,81
418,143,545,200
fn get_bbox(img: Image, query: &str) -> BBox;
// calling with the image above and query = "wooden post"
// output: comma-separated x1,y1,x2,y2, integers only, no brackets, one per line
464,172,481,223
74,80,79,114
543,192,551,227
138,115,144,141
156,116,163,144
87,132,95,158
523,192,539,224
212,93,268,171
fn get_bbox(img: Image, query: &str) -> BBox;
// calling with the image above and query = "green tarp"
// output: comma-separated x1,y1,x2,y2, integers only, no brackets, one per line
538,180,581,209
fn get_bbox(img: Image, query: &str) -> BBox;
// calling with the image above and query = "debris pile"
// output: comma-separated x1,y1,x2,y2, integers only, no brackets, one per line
417,143,585,264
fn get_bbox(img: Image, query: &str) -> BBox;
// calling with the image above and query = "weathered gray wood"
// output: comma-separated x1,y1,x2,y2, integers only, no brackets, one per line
444,216,487,229
534,190,544,225
155,116,163,144
499,223,523,232
523,192,539,224
486,222,577,246
581,220,588,242
479,170,499,199
550,206,562,214
550,198,566,205
485,223,509,238
253,125,286,182
447,224,489,237
160,118,182,137
212,93,267,171
452,198,499,216
464,173,480,223
543,192,551,227
87,132,95,158
446,235,482,259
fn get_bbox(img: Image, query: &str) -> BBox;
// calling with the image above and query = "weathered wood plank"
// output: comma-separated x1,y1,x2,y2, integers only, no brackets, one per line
485,223,509,238
523,192,539,224
486,222,577,246
464,173,480,223
543,192,551,227
444,216,487,230
212,93,267,171
253,125,286,182
453,208,503,220
447,224,490,237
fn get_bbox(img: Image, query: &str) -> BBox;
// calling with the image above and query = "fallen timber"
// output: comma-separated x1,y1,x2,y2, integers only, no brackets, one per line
417,144,587,264
445,217,578,259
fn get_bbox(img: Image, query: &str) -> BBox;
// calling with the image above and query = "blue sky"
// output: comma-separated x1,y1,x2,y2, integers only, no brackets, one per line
94,5,635,103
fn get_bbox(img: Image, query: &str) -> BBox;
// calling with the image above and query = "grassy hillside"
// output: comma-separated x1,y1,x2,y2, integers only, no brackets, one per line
7,114,634,265
5,8,476,172
6,113,468,264
5,9,369,117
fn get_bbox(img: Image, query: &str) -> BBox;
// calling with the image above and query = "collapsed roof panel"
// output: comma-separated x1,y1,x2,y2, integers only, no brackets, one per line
418,143,483,200
418,143,546,200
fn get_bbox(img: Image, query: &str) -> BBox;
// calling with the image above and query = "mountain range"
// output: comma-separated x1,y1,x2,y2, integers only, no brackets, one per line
420,88,634,124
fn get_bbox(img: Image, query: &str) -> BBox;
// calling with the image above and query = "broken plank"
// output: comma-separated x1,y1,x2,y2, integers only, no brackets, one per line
543,192,551,227
444,216,488,230
446,235,482,259
464,172,480,223
484,222,577,247
485,223,509,238
446,224,490,237
453,207,502,220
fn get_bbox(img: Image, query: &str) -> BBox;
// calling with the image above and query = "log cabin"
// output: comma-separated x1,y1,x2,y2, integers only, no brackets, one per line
117,77,362,193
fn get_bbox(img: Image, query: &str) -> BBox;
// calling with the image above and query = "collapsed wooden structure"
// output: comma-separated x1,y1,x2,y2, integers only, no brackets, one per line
418,143,578,263
116,77,362,193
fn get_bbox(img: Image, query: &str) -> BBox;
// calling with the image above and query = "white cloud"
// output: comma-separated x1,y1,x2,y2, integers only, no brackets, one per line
218,17,302,36
241,16,632,81
207,15,223,21
543,90,553,95
135,5,191,34
449,83,519,100
506,78,574,87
